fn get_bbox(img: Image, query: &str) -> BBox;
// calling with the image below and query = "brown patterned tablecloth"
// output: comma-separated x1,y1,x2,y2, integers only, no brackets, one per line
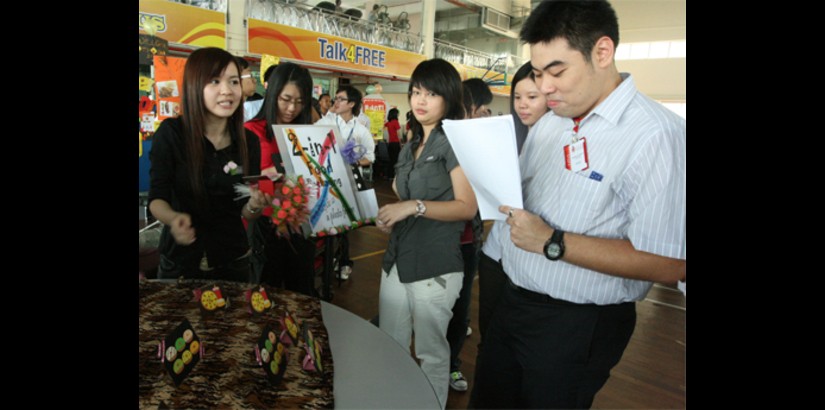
139,280,334,409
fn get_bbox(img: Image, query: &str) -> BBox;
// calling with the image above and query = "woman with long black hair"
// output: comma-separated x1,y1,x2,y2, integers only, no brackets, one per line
244,62,318,294
149,47,268,282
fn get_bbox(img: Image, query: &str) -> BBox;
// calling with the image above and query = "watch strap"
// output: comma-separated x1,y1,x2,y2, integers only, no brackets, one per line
550,228,564,244
543,228,565,260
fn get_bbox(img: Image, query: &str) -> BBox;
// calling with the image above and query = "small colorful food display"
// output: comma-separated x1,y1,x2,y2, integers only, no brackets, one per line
160,319,202,386
255,324,288,385
246,285,273,314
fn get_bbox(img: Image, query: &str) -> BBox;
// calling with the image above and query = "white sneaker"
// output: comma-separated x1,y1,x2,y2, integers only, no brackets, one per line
338,265,352,280
449,371,468,391
466,326,473,336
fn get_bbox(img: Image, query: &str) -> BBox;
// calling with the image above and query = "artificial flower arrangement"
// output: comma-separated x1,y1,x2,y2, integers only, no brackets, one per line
312,217,378,238
224,160,240,175
233,173,310,231
269,175,311,230
232,163,376,237
341,139,366,165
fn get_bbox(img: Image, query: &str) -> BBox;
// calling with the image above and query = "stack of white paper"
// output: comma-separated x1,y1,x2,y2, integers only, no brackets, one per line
442,116,523,221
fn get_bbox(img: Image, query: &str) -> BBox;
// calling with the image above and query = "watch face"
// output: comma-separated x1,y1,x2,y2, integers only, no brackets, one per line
545,243,561,258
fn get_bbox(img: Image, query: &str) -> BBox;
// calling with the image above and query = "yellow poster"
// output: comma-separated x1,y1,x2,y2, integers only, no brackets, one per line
362,96,387,140
260,54,281,82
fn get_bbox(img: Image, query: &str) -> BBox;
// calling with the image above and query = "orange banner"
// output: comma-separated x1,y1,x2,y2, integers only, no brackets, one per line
248,19,425,80
139,0,225,48
153,55,186,120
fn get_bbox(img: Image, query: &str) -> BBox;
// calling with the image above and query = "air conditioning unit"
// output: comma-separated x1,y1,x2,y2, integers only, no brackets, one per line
481,7,518,39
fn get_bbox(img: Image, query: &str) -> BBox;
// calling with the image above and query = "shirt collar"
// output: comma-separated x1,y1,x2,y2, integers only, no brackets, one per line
587,72,637,127
336,114,356,127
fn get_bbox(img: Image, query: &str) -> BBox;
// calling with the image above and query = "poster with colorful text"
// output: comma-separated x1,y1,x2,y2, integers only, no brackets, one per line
271,125,367,236
362,95,387,140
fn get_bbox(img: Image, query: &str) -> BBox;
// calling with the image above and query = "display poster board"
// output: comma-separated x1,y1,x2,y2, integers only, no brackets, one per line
362,95,387,140
153,55,186,120
271,125,377,236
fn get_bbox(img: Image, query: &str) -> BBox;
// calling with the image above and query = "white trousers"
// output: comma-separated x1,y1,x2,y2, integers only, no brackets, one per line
379,264,463,409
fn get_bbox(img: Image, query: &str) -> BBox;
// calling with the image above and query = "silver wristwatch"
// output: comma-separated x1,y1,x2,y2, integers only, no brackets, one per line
415,200,427,218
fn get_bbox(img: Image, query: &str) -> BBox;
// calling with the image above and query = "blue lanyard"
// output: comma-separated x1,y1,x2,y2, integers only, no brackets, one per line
338,117,355,141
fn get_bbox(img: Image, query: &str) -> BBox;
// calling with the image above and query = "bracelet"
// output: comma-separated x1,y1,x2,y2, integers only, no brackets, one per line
246,202,260,214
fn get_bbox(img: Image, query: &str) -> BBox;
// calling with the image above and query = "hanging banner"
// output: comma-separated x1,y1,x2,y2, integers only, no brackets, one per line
248,19,425,80
153,55,187,120
139,0,226,49
362,95,387,140
451,62,512,97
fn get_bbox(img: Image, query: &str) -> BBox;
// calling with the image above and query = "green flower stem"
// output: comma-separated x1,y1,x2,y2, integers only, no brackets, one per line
303,156,358,222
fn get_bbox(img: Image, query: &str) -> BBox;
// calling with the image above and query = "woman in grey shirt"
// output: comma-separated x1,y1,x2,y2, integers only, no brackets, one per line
375,58,478,409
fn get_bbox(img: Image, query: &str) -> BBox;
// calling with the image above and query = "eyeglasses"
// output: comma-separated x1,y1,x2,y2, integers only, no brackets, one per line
240,74,255,81
334,96,349,103
278,95,304,108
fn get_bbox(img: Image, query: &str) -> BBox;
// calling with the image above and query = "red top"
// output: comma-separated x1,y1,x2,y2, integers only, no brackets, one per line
459,221,474,244
244,119,280,218
385,119,401,143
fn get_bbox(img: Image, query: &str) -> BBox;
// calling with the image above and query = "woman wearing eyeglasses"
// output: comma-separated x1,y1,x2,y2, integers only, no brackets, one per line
376,58,478,409
244,62,317,294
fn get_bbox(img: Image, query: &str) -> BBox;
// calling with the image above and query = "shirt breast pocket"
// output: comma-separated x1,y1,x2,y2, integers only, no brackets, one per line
553,170,614,232
424,157,454,199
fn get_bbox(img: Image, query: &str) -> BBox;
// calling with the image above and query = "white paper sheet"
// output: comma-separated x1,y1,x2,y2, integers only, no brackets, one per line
442,116,523,221
356,189,379,219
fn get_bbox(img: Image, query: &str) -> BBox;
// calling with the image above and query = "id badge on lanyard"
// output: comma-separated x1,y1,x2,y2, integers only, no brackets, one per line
564,116,589,172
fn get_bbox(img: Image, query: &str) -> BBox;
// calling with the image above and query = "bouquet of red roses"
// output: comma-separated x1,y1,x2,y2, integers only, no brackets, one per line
270,175,310,230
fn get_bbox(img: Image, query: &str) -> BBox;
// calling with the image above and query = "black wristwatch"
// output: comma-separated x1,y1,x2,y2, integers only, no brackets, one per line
543,229,565,261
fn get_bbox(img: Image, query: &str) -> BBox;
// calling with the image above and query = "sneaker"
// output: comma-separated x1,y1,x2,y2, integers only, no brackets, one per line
449,371,468,391
338,265,352,280
466,326,473,336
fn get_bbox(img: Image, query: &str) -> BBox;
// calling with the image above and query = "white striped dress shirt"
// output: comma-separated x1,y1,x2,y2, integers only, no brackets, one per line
486,73,686,305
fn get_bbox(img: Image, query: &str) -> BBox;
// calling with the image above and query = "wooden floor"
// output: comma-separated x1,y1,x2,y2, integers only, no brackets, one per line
327,177,686,409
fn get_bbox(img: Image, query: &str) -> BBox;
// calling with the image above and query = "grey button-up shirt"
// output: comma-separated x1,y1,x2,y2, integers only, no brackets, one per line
382,127,465,283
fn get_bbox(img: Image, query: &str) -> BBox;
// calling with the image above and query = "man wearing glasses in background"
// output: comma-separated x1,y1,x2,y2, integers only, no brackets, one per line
316,86,375,281
237,57,264,122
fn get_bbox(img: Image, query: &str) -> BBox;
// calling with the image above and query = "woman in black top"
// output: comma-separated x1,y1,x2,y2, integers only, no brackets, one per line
376,58,478,408
149,47,270,282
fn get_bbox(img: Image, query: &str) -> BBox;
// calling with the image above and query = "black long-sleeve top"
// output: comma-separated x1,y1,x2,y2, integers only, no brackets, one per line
148,117,261,273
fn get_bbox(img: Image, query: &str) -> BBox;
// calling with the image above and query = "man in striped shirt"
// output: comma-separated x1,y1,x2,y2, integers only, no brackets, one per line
471,1,686,408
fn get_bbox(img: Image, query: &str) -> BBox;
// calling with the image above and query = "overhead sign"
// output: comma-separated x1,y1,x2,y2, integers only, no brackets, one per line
139,0,226,49
248,19,425,80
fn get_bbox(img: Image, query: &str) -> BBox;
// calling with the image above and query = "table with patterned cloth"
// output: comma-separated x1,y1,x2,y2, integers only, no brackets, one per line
138,279,334,409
